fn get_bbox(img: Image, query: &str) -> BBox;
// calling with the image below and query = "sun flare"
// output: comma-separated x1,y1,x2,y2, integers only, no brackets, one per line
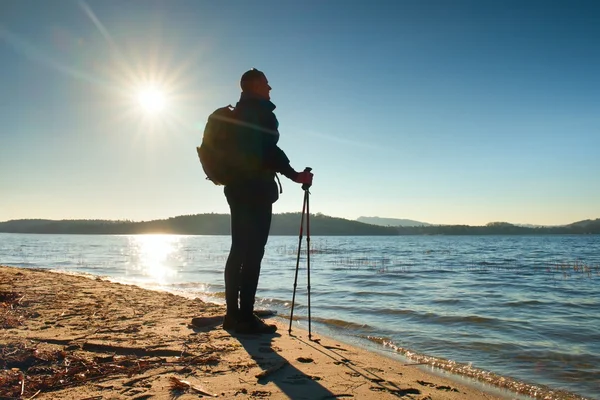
135,85,167,114
129,235,182,281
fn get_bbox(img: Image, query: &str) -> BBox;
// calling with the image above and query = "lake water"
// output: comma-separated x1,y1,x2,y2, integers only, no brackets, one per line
1,233,599,399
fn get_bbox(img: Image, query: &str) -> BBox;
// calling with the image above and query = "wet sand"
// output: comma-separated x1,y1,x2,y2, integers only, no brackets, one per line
0,265,574,399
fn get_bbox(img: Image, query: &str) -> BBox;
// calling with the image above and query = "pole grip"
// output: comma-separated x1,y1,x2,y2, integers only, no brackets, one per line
302,167,312,191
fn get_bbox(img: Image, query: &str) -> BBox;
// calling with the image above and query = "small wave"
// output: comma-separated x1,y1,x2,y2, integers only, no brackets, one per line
501,300,547,307
435,314,499,325
375,271,416,278
417,269,455,274
164,281,223,290
306,304,360,313
432,298,462,305
311,316,374,331
353,290,403,298
347,278,391,287
467,341,524,353
363,335,393,346
378,308,417,316
276,311,375,331
515,349,600,366
47,269,110,281
377,309,501,326
8,262,39,267
50,261,77,266
257,297,304,309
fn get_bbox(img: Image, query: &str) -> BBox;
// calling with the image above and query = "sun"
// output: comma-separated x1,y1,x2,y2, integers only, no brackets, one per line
135,85,167,114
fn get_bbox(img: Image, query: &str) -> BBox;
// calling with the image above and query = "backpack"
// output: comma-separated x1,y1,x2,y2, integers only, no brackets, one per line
196,105,242,186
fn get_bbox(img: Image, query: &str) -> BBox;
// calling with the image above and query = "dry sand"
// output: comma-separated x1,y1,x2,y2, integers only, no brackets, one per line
0,265,531,399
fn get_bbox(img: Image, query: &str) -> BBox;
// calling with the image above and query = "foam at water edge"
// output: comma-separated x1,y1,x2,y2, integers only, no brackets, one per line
363,336,588,400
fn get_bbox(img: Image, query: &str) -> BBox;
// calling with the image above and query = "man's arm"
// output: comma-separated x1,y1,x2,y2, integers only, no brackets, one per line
267,146,298,181
265,144,313,185
259,112,299,181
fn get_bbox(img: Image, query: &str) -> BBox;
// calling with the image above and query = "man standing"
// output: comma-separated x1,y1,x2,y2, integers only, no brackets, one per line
223,69,313,334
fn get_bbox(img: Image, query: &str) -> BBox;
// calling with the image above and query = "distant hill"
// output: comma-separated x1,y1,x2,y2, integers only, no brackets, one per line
1,215,598,235
0,213,398,236
357,216,431,227
390,220,600,235
567,218,600,228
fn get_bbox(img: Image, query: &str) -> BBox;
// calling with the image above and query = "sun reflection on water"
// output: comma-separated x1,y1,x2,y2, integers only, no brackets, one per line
127,235,183,282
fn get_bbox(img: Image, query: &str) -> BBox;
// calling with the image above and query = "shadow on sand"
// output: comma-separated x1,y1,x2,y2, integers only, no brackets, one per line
291,334,422,398
188,314,334,398
188,316,423,398
232,331,336,400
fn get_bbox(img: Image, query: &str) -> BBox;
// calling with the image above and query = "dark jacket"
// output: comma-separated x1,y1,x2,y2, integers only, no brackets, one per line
224,92,297,204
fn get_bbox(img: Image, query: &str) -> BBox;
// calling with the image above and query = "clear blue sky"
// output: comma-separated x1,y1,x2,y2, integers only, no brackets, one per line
1,0,599,226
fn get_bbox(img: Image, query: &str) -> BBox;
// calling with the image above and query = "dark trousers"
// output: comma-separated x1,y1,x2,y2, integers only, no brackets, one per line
224,193,272,321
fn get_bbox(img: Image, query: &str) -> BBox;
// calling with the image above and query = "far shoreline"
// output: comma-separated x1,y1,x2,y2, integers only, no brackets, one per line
2,231,600,237
1,213,599,235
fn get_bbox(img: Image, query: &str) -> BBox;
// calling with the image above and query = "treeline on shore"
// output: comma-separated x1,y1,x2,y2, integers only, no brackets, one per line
0,213,396,236
1,214,599,235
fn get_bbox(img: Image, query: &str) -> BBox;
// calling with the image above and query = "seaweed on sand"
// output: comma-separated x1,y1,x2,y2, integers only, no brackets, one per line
0,291,27,329
0,341,223,398
0,342,153,398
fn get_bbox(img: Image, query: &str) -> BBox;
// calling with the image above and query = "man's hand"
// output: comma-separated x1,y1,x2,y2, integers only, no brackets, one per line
295,169,313,190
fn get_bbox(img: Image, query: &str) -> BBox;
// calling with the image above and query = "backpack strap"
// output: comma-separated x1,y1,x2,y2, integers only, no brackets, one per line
274,173,283,194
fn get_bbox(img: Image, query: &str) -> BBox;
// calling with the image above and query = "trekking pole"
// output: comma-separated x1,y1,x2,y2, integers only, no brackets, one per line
304,174,312,340
288,167,312,336
288,185,307,334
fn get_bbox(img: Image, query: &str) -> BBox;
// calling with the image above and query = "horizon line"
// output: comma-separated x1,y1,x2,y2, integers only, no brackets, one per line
1,213,598,228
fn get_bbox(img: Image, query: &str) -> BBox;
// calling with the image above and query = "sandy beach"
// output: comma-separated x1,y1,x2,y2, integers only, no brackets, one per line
0,265,552,399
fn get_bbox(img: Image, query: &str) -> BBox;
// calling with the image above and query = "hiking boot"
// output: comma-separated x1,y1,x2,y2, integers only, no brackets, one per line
222,313,237,331
235,314,277,334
